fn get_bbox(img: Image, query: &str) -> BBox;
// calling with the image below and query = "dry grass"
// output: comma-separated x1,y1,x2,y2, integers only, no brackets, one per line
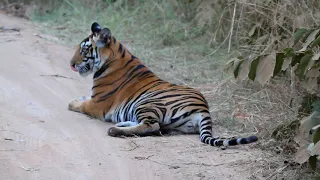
228,0,320,55
247,152,314,180
4,0,320,178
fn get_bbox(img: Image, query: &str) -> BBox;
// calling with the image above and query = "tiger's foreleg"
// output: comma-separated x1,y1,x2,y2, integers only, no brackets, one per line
68,96,94,114
108,119,160,137
68,96,104,120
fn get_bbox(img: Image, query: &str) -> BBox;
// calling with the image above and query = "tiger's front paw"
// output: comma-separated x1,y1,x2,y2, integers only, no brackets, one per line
68,96,87,112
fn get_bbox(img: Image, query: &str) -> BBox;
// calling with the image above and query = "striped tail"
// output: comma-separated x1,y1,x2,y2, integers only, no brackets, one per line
199,113,258,147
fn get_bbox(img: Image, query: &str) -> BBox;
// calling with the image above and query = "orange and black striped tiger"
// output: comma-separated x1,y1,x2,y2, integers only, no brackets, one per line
68,22,258,148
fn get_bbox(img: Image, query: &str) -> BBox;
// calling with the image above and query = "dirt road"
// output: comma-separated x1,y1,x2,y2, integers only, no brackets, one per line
0,13,263,180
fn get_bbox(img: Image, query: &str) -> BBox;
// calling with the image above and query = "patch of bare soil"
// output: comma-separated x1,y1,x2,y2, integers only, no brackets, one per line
0,12,294,180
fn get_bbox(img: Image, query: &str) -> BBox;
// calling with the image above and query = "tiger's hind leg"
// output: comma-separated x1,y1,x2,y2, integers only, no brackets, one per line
108,119,160,137
115,121,138,127
173,113,202,134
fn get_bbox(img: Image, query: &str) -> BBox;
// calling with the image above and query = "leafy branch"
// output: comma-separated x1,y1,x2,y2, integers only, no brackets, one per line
227,27,320,169
226,28,320,92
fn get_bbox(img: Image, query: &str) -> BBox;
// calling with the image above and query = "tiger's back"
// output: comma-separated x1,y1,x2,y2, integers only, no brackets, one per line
68,22,258,148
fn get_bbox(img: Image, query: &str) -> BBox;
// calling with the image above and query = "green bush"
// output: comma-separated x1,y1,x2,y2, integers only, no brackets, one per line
226,27,320,93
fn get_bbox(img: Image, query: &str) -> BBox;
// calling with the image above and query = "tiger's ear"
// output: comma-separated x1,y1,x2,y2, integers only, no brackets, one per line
93,28,112,48
91,22,101,35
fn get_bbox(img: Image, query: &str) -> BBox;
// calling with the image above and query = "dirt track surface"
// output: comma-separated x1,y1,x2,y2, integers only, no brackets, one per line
0,13,263,180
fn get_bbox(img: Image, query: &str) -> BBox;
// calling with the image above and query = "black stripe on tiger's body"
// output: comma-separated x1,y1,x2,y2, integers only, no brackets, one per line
68,22,258,148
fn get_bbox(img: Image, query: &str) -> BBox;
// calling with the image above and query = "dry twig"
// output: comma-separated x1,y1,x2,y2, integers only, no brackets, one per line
40,74,74,79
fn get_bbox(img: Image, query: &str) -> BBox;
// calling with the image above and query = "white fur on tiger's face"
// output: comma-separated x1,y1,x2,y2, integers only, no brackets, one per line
70,37,102,77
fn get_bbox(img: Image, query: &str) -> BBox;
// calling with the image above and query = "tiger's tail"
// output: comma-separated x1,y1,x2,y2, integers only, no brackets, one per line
199,112,258,147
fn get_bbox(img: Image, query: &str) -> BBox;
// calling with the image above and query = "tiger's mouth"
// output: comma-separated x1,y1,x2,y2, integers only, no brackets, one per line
70,61,95,77
71,64,78,72
78,63,92,76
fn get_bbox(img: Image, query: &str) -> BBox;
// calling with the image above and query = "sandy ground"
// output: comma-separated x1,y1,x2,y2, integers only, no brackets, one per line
0,12,264,180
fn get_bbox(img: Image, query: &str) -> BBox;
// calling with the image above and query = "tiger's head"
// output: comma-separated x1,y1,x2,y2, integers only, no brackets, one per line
70,22,113,77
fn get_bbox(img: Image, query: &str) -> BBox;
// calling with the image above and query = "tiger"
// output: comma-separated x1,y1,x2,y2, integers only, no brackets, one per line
68,22,258,148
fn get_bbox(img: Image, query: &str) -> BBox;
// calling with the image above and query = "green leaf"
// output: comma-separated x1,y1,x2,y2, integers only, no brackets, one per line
302,29,317,43
314,128,320,144
225,57,238,65
309,155,317,170
310,34,320,48
284,48,295,57
233,59,243,78
291,53,306,67
294,28,308,44
225,57,239,73
300,29,320,52
297,51,313,77
311,125,320,134
273,53,285,76
312,100,320,112
248,57,260,81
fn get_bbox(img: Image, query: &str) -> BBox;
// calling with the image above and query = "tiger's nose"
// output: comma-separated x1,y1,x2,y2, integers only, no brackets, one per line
70,63,78,72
